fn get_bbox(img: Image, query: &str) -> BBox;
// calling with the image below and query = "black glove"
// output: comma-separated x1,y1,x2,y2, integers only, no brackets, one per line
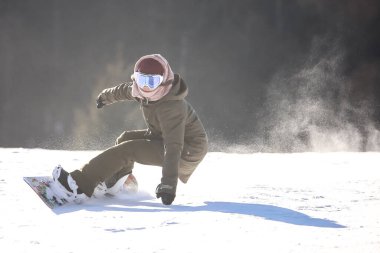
156,183,176,205
96,95,106,109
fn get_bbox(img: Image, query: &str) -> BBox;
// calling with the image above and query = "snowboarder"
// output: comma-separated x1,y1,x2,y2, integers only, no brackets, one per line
52,54,208,205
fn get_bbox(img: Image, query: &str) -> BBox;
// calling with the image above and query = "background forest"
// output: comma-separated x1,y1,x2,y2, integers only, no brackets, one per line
1,0,379,151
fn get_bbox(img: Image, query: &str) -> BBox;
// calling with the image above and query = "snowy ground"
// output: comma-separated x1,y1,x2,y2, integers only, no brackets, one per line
0,148,379,253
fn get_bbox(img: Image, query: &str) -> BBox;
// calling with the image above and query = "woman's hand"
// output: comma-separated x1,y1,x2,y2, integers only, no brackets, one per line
156,183,176,205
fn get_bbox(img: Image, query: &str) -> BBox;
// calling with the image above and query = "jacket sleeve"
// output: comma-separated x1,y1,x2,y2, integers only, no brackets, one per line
156,101,187,190
100,82,135,105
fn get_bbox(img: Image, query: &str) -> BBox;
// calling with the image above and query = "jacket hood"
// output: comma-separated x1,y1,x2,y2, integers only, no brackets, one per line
134,54,174,85
162,74,188,101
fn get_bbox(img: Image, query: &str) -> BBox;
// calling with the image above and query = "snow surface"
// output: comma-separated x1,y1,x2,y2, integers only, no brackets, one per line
0,148,379,253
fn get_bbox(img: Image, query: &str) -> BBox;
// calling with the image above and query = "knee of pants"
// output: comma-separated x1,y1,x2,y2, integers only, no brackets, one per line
115,132,133,145
115,130,149,145
114,139,164,166
115,136,123,145
115,132,129,145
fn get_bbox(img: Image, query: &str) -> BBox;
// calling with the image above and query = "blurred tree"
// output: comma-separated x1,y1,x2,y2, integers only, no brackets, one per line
0,0,379,151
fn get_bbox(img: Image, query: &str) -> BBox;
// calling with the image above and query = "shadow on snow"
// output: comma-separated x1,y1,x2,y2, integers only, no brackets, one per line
55,198,346,228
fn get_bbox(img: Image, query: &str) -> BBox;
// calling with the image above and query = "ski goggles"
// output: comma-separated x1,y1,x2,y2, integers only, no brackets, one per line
134,72,163,90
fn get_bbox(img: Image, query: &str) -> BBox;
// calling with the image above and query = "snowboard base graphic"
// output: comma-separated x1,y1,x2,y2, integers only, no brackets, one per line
23,176,68,209
24,174,139,209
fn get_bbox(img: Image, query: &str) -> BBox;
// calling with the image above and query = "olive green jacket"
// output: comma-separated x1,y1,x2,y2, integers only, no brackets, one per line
100,74,208,187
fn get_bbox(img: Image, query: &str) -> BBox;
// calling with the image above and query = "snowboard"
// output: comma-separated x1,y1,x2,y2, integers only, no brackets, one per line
24,174,139,209
23,176,68,209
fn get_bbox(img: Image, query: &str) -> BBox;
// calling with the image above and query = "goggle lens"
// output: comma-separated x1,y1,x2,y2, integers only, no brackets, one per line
135,72,163,89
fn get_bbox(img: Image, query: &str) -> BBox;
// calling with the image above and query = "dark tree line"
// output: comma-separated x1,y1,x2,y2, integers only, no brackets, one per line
1,0,379,151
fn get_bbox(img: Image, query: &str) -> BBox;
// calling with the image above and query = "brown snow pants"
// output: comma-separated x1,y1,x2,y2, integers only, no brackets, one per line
70,130,206,197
